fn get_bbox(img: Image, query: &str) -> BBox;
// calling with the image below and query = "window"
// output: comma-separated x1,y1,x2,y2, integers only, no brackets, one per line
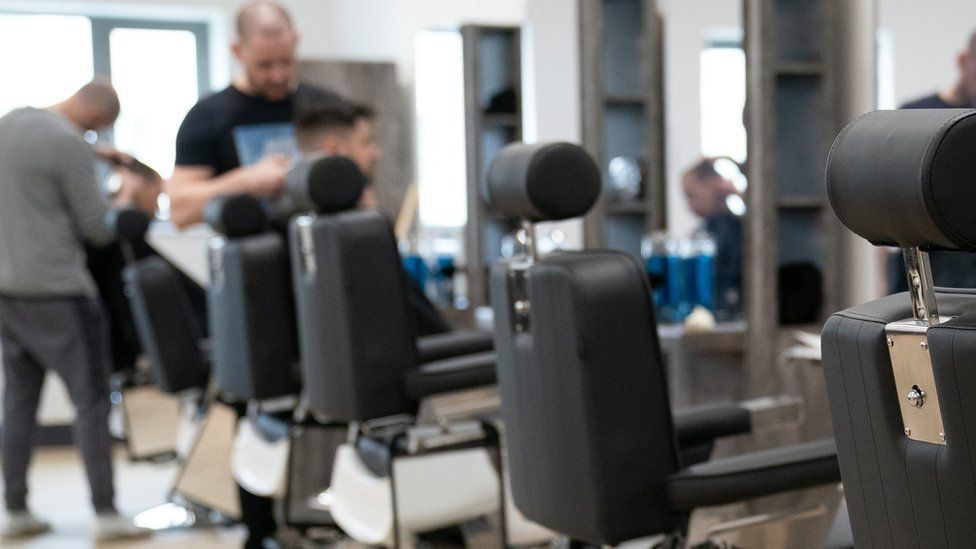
699,41,747,163
0,14,94,116
0,12,210,179
415,30,467,228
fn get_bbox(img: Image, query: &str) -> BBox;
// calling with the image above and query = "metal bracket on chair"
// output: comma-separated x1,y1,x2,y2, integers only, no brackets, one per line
208,236,226,286
887,247,947,445
506,220,537,333
295,214,317,276
903,247,939,327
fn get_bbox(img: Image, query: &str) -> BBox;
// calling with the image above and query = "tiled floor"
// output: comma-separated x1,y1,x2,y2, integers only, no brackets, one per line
2,446,246,548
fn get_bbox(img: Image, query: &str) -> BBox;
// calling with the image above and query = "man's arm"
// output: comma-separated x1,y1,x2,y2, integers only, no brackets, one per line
166,155,290,228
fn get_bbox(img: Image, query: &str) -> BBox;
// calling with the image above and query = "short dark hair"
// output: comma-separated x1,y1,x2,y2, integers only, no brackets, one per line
294,99,375,152
687,157,720,182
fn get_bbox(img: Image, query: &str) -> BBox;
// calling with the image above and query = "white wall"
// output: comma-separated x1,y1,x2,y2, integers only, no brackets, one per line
880,0,976,106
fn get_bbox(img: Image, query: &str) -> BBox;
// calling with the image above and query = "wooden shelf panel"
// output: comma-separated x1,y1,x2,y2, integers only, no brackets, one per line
774,62,824,76
777,196,825,210
480,113,520,127
606,199,648,215
604,93,647,106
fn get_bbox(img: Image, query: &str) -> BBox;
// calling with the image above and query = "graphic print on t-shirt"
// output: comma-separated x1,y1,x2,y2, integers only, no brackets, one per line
232,122,299,165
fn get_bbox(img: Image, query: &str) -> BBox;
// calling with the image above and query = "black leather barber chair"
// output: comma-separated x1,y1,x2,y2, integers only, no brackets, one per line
823,108,976,548
288,160,503,547
206,192,300,404
125,254,210,396
120,210,239,528
488,142,841,548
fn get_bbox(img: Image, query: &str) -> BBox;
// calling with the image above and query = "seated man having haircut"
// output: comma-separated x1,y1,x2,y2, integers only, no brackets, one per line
295,99,381,209
294,100,450,335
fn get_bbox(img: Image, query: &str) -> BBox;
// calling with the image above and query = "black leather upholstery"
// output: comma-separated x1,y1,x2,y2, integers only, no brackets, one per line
672,403,752,449
204,193,268,238
288,156,366,214
667,439,839,510
823,289,976,548
208,231,300,401
491,250,681,545
404,351,496,400
416,330,494,363
123,256,209,394
289,210,416,421
827,109,976,250
485,142,601,222
107,207,150,243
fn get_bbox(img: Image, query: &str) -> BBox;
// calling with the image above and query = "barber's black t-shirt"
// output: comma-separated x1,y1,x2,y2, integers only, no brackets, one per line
175,83,340,175
900,93,955,110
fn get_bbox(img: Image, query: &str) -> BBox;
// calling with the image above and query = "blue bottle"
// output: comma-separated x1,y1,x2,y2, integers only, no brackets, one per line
694,230,716,312
402,254,428,291
641,231,670,320
433,254,457,307
666,237,694,323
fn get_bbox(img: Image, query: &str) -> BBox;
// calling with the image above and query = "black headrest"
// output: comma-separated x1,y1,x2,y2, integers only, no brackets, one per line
486,142,601,222
827,108,976,251
287,155,366,214
204,193,268,237
108,207,150,243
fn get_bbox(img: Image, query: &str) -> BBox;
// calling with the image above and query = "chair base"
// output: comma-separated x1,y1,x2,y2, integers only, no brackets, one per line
330,443,500,546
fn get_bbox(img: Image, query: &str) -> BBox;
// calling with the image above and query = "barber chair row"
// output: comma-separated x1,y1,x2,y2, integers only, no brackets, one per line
109,108,976,548
114,148,838,547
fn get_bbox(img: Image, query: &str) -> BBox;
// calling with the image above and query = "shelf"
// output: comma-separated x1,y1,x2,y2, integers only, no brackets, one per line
481,112,520,127
604,93,647,106
606,199,648,215
777,196,825,210
774,62,824,76
658,320,747,355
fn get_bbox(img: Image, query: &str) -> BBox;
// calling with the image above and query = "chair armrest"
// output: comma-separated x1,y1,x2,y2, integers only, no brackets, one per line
667,439,839,510
406,351,497,399
417,330,494,363
672,403,752,449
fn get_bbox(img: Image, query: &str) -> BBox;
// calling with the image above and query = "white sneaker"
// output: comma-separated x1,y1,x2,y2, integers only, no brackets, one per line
95,511,152,541
1,510,52,540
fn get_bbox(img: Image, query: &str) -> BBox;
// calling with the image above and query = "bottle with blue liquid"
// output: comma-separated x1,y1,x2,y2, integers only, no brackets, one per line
693,230,716,313
432,253,457,308
641,231,670,321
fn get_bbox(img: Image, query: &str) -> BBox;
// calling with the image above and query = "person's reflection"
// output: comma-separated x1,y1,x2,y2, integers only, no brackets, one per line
886,29,976,294
682,158,744,318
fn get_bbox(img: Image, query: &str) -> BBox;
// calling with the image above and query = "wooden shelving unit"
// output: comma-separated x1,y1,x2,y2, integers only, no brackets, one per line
579,0,667,258
462,25,523,309
743,0,848,394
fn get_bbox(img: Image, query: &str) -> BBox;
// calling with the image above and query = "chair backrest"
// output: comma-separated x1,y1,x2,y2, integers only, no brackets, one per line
824,109,976,547
290,210,417,421
487,142,681,545
207,194,299,401
123,256,209,393
822,290,976,547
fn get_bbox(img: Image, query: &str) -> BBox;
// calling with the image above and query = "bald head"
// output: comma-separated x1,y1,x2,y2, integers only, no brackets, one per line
76,80,120,120
236,1,294,42
231,1,299,100
54,79,120,132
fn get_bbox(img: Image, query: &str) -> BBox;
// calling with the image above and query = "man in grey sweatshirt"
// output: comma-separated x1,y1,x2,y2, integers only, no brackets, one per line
0,80,149,541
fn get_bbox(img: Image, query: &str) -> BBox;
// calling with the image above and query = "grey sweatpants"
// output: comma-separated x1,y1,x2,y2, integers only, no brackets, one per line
0,294,115,512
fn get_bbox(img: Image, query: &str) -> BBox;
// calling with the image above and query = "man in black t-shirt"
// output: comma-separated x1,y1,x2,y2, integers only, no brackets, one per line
168,3,339,547
168,0,341,229
887,30,976,294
